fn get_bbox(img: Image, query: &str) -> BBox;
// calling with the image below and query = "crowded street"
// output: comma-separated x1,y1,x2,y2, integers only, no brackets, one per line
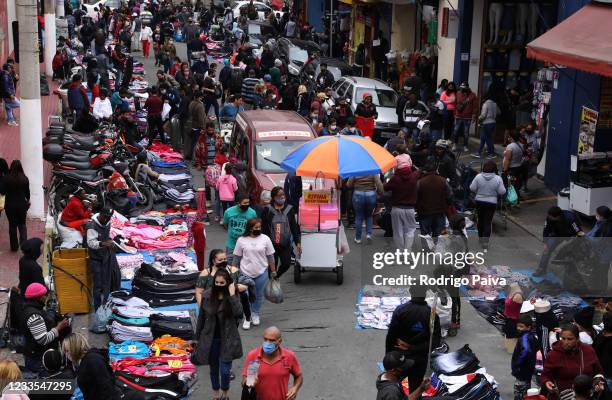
0,0,610,399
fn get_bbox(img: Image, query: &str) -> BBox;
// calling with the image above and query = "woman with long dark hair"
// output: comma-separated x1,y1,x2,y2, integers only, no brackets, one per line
232,218,276,327
0,158,9,218
0,160,30,251
193,268,243,400
195,249,253,330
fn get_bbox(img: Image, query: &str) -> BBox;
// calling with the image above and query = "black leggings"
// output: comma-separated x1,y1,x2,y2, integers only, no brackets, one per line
274,245,293,278
239,291,251,321
476,201,497,240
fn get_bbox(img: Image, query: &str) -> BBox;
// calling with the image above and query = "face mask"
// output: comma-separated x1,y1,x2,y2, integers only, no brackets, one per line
252,229,261,236
216,260,228,269
274,197,285,206
262,341,277,354
239,204,249,211
330,125,337,130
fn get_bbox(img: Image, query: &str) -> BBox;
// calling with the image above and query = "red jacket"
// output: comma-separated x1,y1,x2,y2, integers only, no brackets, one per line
60,196,91,224
541,341,603,392
454,90,477,120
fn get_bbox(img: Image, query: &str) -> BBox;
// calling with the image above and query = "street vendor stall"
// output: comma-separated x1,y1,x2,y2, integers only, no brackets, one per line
281,134,396,285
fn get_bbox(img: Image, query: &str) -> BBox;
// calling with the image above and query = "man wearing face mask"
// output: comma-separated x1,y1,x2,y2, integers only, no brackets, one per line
223,194,257,265
242,326,303,400
340,117,362,136
376,351,430,400
533,206,583,277
261,187,301,278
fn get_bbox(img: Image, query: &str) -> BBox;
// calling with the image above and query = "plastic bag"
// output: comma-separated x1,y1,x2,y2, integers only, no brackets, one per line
506,184,518,205
338,223,350,255
264,279,284,304
161,102,172,121
426,289,452,330
89,302,112,333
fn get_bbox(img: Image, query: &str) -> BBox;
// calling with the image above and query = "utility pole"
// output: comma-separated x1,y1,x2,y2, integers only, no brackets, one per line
17,0,44,219
44,0,56,77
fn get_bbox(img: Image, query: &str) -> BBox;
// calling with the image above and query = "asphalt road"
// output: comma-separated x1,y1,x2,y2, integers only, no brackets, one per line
77,42,551,399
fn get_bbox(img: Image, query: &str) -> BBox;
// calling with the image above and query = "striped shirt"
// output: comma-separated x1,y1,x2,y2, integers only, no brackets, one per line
27,314,58,346
241,78,261,104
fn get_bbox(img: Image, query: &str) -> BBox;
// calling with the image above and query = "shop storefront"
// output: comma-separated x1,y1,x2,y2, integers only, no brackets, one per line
526,0,612,209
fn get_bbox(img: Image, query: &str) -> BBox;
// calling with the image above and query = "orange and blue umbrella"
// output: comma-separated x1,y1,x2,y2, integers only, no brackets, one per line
281,134,396,179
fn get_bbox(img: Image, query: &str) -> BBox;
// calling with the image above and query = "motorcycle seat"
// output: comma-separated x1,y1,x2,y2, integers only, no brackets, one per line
57,160,92,169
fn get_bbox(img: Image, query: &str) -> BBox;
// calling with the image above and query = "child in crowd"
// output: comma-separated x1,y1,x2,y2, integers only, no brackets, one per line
512,314,538,400
216,163,238,215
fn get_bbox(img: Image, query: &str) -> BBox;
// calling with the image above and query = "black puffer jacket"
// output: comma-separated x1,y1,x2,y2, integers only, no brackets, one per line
376,374,408,400
78,348,121,400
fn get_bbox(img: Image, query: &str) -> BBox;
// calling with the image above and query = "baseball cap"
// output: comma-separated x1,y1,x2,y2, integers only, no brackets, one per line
383,351,415,371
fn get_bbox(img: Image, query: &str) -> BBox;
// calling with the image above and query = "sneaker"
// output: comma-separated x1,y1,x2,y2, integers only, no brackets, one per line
242,318,251,330
7,120,18,126
354,238,361,244
471,153,481,158
251,314,260,326
419,234,434,250
463,146,469,153
366,234,372,243
486,154,497,159
452,145,457,152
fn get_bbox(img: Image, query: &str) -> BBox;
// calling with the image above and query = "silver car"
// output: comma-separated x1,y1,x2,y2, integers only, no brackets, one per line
331,76,399,144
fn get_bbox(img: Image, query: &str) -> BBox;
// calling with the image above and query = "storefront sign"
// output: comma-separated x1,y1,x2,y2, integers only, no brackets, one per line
578,106,599,155
257,131,311,138
303,190,332,205
441,7,459,38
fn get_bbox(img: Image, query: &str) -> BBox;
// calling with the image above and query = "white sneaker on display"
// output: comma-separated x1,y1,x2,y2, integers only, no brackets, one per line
251,314,260,326
242,318,251,330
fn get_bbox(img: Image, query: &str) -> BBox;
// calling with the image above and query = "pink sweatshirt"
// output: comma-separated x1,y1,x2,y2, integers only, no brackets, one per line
216,174,238,202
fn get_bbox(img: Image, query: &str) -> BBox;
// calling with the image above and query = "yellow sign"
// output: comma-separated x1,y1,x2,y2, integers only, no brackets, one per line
168,360,183,368
578,106,598,155
303,191,331,205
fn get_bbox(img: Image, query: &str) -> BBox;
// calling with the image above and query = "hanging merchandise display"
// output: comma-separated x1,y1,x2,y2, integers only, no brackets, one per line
480,1,558,142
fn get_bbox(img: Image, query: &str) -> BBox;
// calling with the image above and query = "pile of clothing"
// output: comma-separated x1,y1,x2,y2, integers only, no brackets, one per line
110,336,196,399
108,291,195,342
463,266,587,332
148,143,196,206
426,345,499,400
132,262,199,308
111,214,190,250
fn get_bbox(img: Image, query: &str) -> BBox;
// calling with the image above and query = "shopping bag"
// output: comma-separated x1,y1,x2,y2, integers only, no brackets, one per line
161,102,172,121
338,223,350,255
505,184,518,205
264,279,284,304
89,302,113,333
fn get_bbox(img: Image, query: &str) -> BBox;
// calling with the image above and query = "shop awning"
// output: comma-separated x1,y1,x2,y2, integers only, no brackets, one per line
526,2,612,78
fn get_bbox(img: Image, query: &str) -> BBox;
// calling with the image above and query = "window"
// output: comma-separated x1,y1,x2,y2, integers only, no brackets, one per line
336,81,350,97
355,88,398,108
255,140,306,173
332,79,344,92
345,84,354,101
256,4,269,12
231,123,246,155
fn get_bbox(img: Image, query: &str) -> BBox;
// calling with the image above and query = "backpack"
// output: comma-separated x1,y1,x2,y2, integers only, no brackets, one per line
229,68,243,94
205,164,221,188
266,204,293,246
0,72,10,98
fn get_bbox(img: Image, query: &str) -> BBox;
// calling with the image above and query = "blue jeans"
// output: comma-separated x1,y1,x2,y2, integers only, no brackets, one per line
205,99,220,121
209,338,232,391
453,118,471,146
250,270,268,315
478,123,495,155
4,98,20,122
353,190,377,240
419,213,445,238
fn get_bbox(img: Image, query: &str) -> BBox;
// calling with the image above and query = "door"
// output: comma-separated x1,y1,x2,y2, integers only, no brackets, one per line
363,25,372,78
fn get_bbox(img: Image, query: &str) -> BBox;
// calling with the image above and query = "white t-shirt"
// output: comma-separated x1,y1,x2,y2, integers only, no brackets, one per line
140,26,153,42
234,234,275,278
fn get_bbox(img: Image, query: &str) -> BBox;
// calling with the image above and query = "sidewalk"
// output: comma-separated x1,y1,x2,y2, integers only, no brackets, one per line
465,136,557,240
0,79,59,281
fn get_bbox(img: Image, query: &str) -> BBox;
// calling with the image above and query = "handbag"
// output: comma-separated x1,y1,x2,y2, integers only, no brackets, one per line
0,194,5,212
241,385,257,400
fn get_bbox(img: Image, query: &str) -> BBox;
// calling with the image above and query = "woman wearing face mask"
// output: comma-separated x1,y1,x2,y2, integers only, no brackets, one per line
196,249,253,330
354,93,378,139
261,187,301,279
232,218,277,327
62,333,121,400
193,269,243,400
541,324,603,397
